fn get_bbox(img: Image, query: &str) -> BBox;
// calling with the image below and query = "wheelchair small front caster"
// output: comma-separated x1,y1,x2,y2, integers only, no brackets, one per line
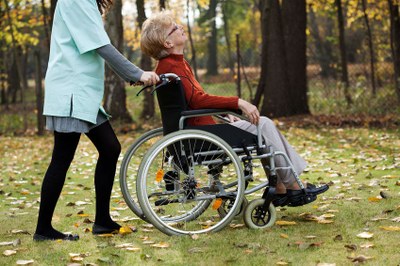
218,197,248,219
243,199,276,229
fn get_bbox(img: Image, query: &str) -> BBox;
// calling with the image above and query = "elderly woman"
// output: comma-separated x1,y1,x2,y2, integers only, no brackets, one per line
139,12,328,206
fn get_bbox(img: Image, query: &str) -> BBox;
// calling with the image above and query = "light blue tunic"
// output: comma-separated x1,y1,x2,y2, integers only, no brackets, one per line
43,0,111,124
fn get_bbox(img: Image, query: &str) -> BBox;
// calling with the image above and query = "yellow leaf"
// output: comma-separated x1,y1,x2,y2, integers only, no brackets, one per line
368,196,381,202
379,226,400,231
280,233,289,239
151,242,170,248
97,233,114,237
317,220,334,224
275,220,297,226
119,226,133,235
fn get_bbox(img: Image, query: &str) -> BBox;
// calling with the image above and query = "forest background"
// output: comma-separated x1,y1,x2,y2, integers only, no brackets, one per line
1,0,400,135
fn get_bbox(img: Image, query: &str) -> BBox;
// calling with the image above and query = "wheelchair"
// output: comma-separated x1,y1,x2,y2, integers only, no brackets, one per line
120,73,313,236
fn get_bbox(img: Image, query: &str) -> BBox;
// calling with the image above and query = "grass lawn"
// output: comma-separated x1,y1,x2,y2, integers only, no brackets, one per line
0,126,399,265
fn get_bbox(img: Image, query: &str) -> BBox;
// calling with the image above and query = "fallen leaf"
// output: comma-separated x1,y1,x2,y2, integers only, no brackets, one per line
11,230,30,235
368,196,382,202
119,226,133,235
3,249,17,256
16,260,34,265
280,234,289,239
151,242,170,248
391,216,400,222
190,234,199,240
188,247,204,253
360,243,374,249
379,226,400,231
230,224,245,228
275,220,297,226
333,235,343,241
348,255,374,263
344,244,357,251
356,232,373,239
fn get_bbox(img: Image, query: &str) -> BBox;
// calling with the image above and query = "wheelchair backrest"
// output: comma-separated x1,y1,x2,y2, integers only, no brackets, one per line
155,77,188,136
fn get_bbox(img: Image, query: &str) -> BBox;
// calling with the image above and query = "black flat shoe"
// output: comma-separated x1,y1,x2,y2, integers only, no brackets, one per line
285,189,317,207
272,194,289,207
33,233,79,241
92,224,120,235
305,184,329,195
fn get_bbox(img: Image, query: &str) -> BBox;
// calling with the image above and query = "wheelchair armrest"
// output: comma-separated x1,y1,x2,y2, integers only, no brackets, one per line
181,109,242,117
179,109,246,130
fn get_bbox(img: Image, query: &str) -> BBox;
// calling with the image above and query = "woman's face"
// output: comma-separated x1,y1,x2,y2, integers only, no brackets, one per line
165,23,187,46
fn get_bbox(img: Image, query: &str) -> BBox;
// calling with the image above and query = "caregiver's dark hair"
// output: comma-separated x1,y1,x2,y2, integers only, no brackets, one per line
97,0,113,14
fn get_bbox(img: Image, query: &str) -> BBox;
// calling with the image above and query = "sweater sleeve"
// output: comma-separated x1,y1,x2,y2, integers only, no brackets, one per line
96,44,143,82
157,59,239,110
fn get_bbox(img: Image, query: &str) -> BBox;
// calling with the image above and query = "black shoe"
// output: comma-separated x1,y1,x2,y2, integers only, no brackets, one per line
304,184,329,195
272,194,289,207
286,190,317,207
92,224,120,235
33,233,79,241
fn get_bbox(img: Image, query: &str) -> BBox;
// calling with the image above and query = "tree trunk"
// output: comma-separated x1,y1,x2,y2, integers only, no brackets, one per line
137,0,155,120
50,0,57,30
258,0,291,117
41,0,51,49
308,4,336,78
4,0,28,131
104,0,132,122
206,0,218,76
388,0,400,102
159,0,166,10
282,0,309,115
221,2,235,76
361,0,377,95
186,0,199,80
34,50,45,135
336,0,352,105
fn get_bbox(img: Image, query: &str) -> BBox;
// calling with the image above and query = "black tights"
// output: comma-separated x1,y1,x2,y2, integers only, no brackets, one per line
35,122,121,238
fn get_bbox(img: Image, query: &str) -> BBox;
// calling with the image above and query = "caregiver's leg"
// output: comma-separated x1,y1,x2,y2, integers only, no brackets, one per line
86,121,121,230
35,131,81,239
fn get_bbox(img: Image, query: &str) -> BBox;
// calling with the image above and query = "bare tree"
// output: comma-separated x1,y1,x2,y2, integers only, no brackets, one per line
104,0,132,122
336,0,352,105
186,0,198,79
388,0,400,102
361,0,377,95
137,0,155,119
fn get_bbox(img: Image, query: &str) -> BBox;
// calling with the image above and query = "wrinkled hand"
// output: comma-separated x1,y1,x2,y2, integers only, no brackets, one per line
140,71,159,86
238,99,260,125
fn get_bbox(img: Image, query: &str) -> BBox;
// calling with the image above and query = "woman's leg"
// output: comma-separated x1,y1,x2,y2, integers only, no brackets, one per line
85,121,121,230
230,117,307,190
35,131,81,238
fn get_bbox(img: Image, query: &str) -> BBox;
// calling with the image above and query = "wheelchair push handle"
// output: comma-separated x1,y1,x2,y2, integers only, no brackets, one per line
135,73,180,96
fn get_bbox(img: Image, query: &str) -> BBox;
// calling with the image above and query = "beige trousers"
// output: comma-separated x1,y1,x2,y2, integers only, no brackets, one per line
230,117,307,186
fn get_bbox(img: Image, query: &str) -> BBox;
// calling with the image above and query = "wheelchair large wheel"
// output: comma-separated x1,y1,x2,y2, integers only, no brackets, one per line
119,127,163,220
137,129,245,236
243,198,276,229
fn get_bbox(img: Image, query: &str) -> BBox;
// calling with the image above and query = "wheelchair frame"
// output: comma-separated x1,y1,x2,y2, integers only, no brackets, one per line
119,73,307,236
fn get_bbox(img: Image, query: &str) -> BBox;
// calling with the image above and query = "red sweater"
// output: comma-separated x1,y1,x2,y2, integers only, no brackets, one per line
156,54,239,126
